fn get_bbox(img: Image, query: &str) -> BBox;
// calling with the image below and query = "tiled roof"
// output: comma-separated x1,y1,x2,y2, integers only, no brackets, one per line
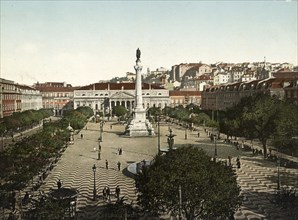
77,83,164,91
169,90,201,96
35,87,78,92
16,84,36,90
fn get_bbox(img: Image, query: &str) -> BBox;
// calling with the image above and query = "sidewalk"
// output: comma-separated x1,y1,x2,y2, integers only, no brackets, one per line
205,128,298,163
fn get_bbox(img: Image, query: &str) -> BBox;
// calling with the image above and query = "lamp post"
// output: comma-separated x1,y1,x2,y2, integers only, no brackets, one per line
276,145,281,190
99,121,103,142
1,132,4,151
98,143,101,160
92,164,96,200
157,115,161,155
214,136,217,158
277,157,280,190
178,185,182,220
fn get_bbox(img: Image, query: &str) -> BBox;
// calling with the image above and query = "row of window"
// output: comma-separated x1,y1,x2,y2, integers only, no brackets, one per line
77,93,164,97
1,94,19,100
43,93,70,97
2,104,16,111
1,84,15,91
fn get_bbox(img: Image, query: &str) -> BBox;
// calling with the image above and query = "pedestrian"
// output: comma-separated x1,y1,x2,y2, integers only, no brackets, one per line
119,147,122,155
22,192,30,206
197,132,200,138
236,157,241,168
98,143,101,152
106,187,111,201
57,179,62,189
11,193,16,211
110,124,112,129
102,187,107,200
81,134,83,139
117,161,121,171
228,156,232,167
105,160,109,169
115,185,120,200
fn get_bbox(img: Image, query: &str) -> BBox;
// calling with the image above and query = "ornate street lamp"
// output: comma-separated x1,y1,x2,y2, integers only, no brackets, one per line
92,164,96,200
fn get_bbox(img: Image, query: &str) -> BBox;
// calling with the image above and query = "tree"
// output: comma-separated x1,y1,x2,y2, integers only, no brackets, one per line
273,101,298,156
148,106,161,117
135,146,241,219
76,106,94,118
221,93,284,158
113,105,128,118
240,93,280,157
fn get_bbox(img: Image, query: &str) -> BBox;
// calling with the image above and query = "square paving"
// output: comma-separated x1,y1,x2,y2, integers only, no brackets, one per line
32,120,298,219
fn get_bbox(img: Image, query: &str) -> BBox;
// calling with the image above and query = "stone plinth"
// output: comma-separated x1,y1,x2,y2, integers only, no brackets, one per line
126,118,155,136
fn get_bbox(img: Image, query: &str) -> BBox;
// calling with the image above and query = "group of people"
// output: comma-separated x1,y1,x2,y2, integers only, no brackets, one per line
226,156,241,168
102,185,121,202
105,160,121,171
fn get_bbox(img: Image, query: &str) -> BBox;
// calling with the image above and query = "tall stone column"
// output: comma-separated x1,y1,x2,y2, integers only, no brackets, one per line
134,60,144,111
132,48,146,121
125,48,154,136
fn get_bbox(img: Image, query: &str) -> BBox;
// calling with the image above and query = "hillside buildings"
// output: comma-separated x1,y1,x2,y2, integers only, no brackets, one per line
0,60,296,119
201,73,298,111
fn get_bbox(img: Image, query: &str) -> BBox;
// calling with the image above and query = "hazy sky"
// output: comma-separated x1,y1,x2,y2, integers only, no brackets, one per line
1,0,297,86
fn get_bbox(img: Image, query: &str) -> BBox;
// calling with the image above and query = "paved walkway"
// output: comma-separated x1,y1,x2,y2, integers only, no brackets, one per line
8,120,298,219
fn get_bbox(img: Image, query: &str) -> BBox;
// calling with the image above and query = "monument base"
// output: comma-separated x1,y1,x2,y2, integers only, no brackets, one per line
125,118,155,137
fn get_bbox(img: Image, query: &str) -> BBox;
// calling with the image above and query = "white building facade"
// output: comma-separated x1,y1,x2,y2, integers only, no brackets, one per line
17,84,43,111
73,82,170,114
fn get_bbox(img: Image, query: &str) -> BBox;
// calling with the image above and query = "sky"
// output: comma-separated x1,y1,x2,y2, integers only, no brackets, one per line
0,0,297,86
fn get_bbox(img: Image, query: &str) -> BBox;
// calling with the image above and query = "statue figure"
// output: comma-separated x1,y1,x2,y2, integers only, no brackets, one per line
136,48,141,60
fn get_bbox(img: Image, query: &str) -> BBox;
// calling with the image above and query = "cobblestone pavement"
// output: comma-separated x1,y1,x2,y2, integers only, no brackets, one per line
11,120,298,219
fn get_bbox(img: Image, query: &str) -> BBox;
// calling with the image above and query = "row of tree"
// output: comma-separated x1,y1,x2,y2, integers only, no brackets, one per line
0,107,93,192
148,105,218,128
221,93,298,157
147,93,297,157
0,109,53,135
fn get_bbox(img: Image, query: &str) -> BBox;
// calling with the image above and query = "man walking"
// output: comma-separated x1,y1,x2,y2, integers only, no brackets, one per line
115,185,120,200
117,161,121,171
236,156,241,168
106,186,111,201
102,187,107,201
57,179,62,189
105,160,109,169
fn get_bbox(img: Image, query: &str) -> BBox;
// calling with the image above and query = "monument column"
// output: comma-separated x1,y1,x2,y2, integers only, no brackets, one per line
134,55,144,111
133,48,146,121
125,48,154,136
